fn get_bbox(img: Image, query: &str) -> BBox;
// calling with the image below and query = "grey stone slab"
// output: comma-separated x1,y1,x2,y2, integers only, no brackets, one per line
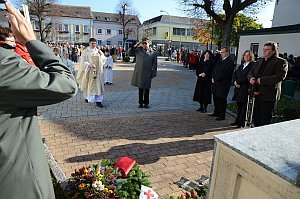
215,119,300,187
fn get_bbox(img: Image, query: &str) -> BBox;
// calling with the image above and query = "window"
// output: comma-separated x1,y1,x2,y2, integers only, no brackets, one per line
34,21,40,30
106,29,111,34
58,24,63,31
83,25,89,33
187,29,194,36
97,29,102,34
250,43,259,55
118,41,122,46
153,27,157,35
104,17,110,21
75,25,80,32
107,40,111,45
64,24,69,32
98,40,102,46
118,29,123,35
173,28,186,36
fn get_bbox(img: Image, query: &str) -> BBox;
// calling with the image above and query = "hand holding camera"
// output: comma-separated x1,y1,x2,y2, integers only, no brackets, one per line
4,0,36,45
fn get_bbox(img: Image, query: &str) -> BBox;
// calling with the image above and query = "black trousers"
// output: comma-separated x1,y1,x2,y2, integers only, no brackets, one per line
213,95,227,118
253,100,275,127
139,88,150,105
236,101,248,126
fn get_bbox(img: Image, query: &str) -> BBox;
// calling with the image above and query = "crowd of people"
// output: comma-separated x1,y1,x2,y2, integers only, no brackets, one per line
191,43,288,128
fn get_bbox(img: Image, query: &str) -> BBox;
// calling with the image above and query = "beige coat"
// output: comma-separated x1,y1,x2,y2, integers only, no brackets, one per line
77,47,106,96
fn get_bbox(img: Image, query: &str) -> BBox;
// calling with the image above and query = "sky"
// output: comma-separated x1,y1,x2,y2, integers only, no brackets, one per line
4,0,276,28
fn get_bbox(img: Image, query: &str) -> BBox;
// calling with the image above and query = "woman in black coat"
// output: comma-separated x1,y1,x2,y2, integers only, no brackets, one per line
193,50,215,112
231,50,255,127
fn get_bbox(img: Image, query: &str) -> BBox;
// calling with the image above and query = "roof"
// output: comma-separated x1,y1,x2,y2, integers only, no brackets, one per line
92,11,141,25
46,4,93,19
240,24,300,36
142,15,203,25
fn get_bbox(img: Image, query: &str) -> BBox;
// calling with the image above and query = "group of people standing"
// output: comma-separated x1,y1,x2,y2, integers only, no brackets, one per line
193,42,288,128
76,37,157,109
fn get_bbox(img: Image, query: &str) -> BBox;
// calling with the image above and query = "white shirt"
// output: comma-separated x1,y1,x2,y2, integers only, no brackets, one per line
242,62,250,70
222,56,229,61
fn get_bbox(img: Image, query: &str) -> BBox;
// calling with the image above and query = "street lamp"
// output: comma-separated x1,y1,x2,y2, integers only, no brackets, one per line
160,10,171,50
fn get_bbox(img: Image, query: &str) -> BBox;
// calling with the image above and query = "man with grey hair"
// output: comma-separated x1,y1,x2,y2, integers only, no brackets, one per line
248,41,288,126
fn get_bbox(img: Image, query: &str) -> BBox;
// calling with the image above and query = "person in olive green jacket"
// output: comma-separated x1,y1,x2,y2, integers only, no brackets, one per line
0,1,78,199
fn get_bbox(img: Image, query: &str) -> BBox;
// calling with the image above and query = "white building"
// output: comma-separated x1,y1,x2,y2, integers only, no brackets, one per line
272,0,300,27
92,12,140,48
237,0,300,63
0,9,9,28
138,15,218,55
31,4,93,44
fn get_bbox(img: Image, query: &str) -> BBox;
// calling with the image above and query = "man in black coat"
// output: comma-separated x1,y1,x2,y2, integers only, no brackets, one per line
248,42,288,127
211,47,235,120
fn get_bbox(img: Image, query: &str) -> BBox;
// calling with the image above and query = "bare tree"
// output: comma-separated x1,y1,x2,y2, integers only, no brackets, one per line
20,0,57,42
179,0,273,47
115,0,138,49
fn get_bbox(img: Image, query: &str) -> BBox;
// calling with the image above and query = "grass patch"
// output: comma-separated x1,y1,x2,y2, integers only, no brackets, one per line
227,97,300,122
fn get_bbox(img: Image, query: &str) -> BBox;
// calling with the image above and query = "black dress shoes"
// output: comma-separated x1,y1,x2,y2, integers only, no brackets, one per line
196,107,203,112
139,104,143,108
209,113,218,117
144,105,149,109
96,102,104,108
85,99,88,103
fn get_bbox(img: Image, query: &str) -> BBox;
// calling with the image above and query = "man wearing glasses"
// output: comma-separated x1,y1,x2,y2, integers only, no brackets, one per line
248,41,288,126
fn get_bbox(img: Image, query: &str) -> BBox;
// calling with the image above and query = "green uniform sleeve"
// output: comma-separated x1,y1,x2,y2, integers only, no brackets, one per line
0,40,78,108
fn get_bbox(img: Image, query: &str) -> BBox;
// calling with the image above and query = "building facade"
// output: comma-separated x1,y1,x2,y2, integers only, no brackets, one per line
138,15,217,55
237,0,300,63
93,12,140,48
272,0,300,27
31,4,93,45
0,9,9,28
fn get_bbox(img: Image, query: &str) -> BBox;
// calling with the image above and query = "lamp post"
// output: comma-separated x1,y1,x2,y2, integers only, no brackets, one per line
122,3,127,50
160,10,171,50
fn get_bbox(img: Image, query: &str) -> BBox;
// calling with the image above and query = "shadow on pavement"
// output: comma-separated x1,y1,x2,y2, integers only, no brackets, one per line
66,139,214,165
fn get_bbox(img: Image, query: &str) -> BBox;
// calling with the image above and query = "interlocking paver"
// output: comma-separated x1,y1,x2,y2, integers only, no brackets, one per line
38,59,238,197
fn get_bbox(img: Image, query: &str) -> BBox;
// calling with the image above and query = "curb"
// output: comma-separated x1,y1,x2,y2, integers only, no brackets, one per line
44,142,69,190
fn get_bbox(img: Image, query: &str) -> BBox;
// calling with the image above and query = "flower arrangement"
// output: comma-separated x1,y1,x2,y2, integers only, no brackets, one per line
67,158,151,199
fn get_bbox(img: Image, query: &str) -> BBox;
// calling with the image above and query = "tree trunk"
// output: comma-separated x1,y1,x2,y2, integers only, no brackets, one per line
221,15,235,47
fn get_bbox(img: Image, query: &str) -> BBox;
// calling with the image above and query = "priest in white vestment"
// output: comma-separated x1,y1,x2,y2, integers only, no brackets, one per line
77,38,106,108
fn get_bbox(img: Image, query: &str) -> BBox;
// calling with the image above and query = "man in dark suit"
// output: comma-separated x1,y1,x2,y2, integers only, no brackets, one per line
211,47,235,120
248,42,288,127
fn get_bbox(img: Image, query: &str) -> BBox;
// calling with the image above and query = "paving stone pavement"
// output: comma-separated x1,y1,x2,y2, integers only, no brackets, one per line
38,59,238,197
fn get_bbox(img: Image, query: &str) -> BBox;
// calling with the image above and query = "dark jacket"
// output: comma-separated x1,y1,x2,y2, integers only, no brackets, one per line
248,56,288,101
232,62,254,102
0,40,78,199
131,47,158,89
211,56,235,99
193,59,215,104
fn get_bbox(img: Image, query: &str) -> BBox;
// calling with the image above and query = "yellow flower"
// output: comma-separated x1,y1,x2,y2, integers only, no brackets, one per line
78,183,86,190
108,190,113,194
84,168,89,174
103,188,109,193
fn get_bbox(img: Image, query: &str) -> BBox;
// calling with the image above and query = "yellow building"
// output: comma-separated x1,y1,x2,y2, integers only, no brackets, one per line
139,15,209,55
